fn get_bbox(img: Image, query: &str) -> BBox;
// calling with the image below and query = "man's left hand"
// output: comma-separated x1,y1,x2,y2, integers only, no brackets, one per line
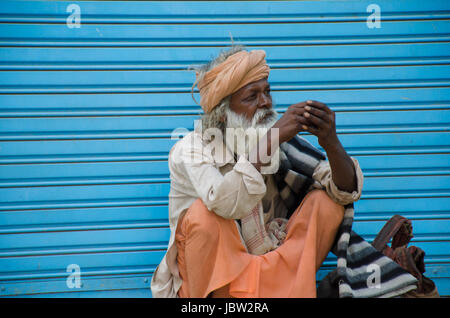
301,100,357,193
301,100,339,150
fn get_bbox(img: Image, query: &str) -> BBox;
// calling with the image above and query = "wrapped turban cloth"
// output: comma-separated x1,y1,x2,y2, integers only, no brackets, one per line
194,50,270,113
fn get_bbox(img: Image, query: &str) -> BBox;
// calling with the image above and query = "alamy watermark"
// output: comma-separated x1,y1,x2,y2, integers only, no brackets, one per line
366,4,381,29
170,121,280,175
367,263,381,289
66,264,82,289
66,4,81,28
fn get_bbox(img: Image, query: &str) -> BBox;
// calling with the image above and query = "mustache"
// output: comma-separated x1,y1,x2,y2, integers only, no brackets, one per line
252,108,278,126
225,106,279,131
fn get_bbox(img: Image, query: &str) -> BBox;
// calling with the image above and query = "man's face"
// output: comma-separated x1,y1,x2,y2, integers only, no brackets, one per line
223,77,279,162
229,77,273,124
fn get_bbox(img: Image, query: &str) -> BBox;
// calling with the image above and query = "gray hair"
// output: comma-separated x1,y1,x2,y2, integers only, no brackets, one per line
189,45,246,132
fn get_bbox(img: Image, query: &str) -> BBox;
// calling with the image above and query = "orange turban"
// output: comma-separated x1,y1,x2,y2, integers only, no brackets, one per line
194,50,270,113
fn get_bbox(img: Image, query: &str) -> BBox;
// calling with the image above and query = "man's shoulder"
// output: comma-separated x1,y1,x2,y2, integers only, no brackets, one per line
169,131,209,165
170,131,203,153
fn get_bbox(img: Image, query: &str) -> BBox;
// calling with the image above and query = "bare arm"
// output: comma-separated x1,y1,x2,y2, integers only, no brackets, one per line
300,100,357,193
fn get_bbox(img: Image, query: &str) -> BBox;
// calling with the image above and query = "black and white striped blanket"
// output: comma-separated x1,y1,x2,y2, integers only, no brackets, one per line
275,135,418,298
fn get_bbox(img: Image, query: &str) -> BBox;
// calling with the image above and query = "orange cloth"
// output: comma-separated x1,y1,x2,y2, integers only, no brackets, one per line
195,50,270,113
175,189,345,298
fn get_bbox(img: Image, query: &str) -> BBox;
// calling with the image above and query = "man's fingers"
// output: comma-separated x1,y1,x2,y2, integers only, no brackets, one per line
295,115,308,126
288,102,307,113
306,100,332,114
303,111,327,129
291,102,307,108
304,105,330,123
302,124,320,136
290,107,307,117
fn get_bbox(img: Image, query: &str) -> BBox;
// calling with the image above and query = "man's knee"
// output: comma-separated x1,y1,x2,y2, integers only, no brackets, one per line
308,189,342,206
307,189,345,224
184,199,221,242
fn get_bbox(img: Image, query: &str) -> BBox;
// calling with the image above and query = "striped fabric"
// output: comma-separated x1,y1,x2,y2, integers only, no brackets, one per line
331,207,418,297
277,135,418,297
275,135,326,216
241,202,277,255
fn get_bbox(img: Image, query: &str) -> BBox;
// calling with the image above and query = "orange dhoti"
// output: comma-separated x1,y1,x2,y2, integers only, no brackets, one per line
175,189,345,298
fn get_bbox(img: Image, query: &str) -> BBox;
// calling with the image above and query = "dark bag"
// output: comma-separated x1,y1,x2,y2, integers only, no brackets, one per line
371,215,439,298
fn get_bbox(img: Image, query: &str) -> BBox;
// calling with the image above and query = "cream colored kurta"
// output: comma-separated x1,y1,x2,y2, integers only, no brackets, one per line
151,129,364,298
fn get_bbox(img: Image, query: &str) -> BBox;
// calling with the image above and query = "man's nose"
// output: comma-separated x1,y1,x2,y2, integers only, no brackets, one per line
257,93,272,109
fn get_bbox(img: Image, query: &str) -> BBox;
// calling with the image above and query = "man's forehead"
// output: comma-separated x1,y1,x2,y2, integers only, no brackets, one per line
235,78,270,94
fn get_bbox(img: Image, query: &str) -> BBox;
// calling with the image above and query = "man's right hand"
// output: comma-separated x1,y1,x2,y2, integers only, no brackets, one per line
271,102,309,144
251,102,309,172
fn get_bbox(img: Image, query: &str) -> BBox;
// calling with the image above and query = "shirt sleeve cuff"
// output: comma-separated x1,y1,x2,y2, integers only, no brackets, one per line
234,155,267,195
313,157,364,206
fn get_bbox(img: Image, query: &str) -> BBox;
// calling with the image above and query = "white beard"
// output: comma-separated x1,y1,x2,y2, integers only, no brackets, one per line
224,107,280,174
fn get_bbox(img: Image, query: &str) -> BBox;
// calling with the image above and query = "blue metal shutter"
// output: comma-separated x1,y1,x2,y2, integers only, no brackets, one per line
0,0,449,297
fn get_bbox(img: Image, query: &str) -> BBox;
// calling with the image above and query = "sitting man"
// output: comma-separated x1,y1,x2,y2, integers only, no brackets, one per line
151,45,364,298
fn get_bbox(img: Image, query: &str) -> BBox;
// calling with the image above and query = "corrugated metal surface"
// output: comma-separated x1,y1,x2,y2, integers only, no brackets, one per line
0,0,449,297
